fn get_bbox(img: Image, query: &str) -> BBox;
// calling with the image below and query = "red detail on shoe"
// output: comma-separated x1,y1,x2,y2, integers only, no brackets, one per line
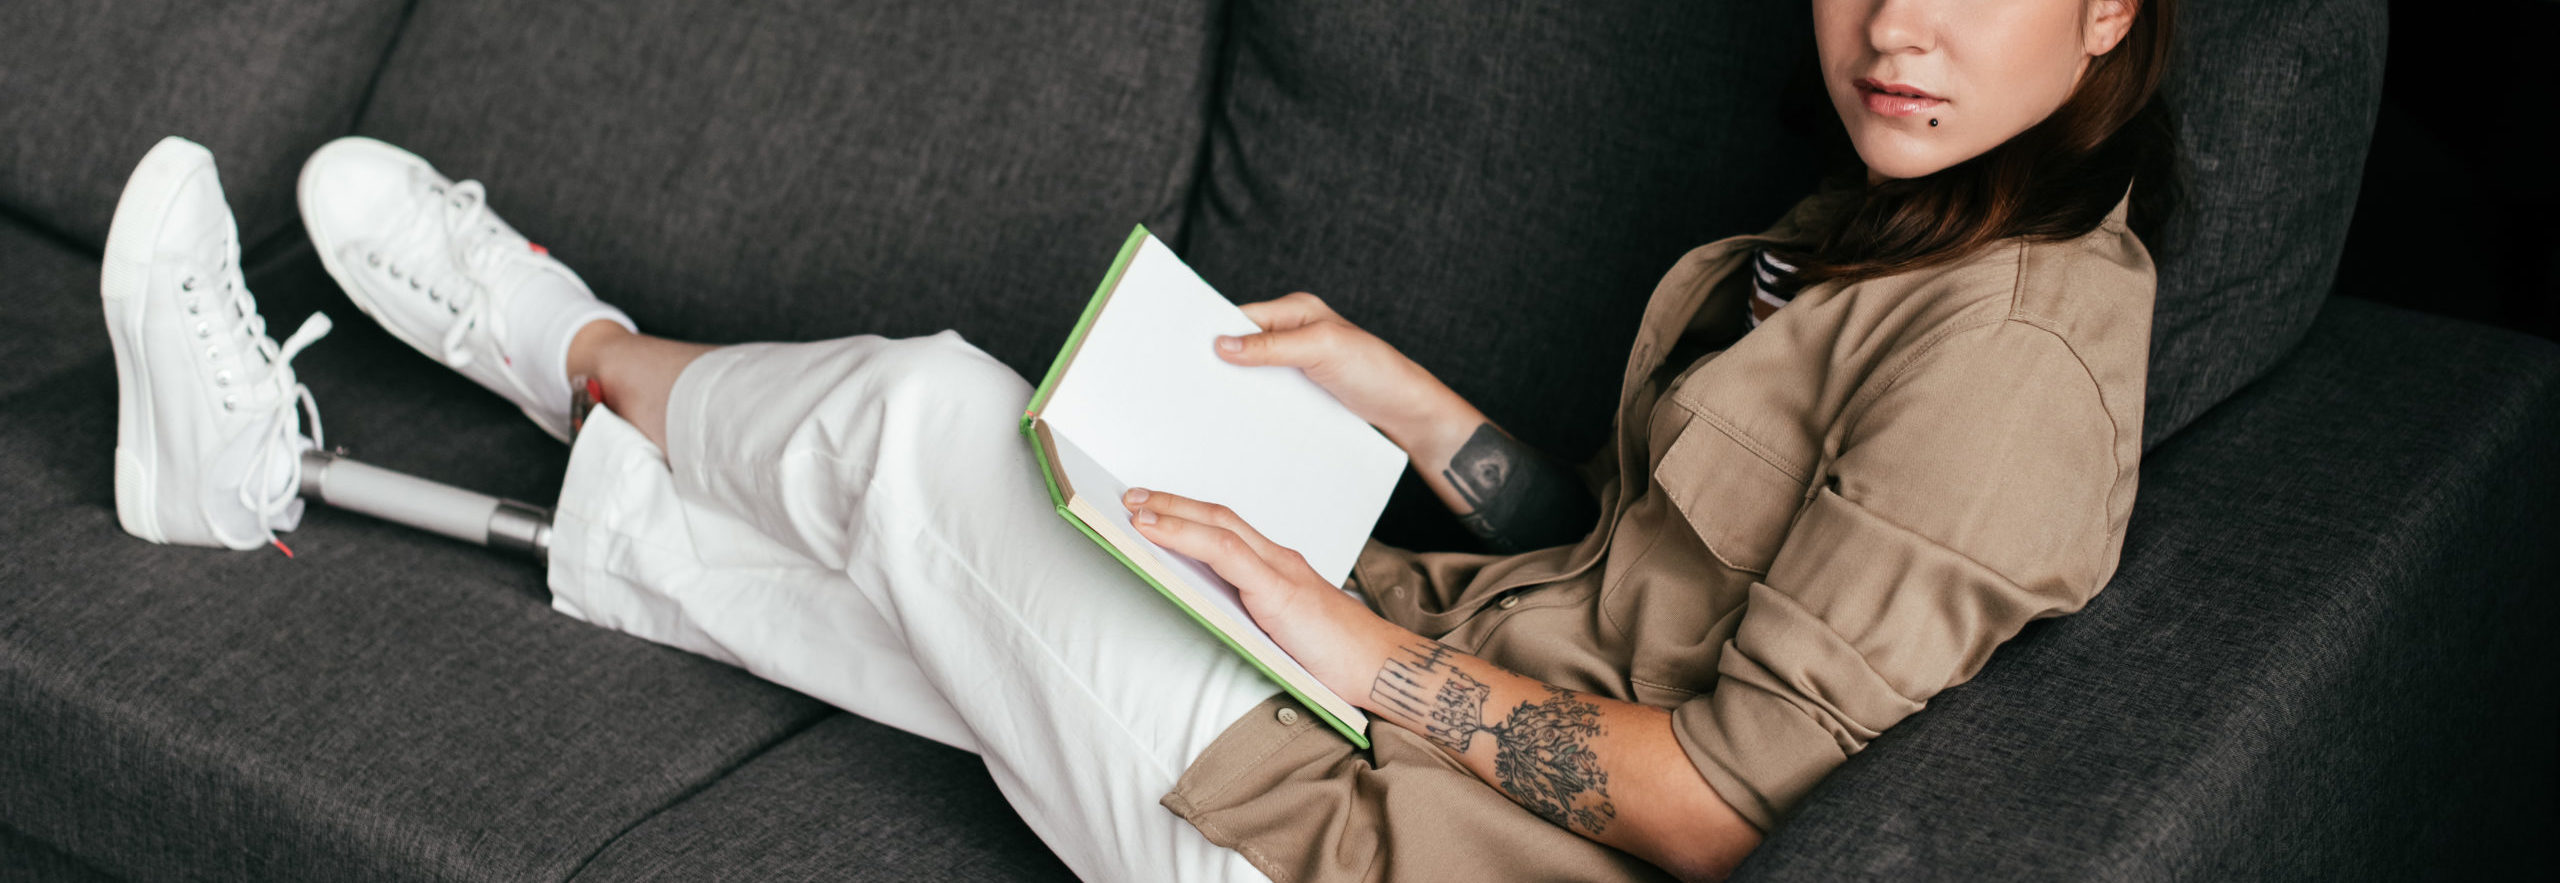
528,242,549,255
586,376,607,406
271,538,296,558
504,356,513,367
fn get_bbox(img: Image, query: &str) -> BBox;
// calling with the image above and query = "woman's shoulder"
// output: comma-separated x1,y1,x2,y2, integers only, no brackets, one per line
1837,193,2154,381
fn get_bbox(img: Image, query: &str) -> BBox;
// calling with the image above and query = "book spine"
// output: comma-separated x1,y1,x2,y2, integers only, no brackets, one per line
1021,224,1151,431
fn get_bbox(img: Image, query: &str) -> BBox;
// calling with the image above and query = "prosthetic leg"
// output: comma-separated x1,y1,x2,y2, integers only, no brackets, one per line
299,449,553,563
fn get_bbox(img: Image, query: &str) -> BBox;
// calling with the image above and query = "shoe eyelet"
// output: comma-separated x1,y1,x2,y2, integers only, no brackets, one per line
185,300,200,315
388,264,402,279
195,323,211,339
215,371,232,387
447,301,461,314
204,345,221,362
180,277,196,292
222,395,237,412
409,278,423,291
367,252,382,267
427,287,442,303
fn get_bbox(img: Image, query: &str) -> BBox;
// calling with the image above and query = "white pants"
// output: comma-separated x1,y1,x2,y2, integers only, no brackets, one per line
545,331,1278,883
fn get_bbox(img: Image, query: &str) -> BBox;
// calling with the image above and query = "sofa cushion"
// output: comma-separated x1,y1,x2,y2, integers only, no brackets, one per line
0,247,851,882
570,715,1075,882
349,0,1222,382
0,823,114,883
0,221,112,400
0,0,412,250
1176,0,1828,464
1735,297,2560,879
2141,0,2389,447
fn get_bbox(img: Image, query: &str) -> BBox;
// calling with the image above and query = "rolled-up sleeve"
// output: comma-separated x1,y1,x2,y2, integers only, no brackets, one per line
1672,318,2132,831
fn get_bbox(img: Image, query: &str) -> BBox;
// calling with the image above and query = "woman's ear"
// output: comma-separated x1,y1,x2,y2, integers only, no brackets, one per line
2085,0,2137,57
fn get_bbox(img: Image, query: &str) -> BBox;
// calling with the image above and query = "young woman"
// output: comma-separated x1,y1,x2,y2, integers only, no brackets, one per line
100,0,2173,879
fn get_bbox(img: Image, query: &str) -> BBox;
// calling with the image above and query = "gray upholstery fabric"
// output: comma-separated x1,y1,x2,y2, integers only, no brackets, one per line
0,0,411,250
571,715,1075,882
0,221,112,399
350,0,1222,382
0,823,116,883
2141,0,2388,448
0,246,849,881
2,1,2529,880
1178,0,1826,465
1736,297,2560,880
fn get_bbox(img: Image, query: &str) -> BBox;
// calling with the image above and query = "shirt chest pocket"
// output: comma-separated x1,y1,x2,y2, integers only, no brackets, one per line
1651,414,1812,575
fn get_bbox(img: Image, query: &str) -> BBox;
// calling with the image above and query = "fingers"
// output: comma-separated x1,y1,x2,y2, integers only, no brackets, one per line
1123,488,1294,593
1121,488,1286,559
1236,291,1334,331
1217,318,1354,369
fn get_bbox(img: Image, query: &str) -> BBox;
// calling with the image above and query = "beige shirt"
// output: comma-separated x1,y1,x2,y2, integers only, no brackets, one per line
1163,189,2155,882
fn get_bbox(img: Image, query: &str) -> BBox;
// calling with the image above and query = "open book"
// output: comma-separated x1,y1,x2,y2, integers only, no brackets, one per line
1020,226,1408,748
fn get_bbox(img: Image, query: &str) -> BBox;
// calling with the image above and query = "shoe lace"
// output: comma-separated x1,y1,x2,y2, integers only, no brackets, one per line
414,175,524,371
378,172,523,370
182,241,330,553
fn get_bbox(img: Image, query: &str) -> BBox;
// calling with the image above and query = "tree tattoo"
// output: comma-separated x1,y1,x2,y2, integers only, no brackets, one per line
1442,423,1599,554
1371,642,1618,834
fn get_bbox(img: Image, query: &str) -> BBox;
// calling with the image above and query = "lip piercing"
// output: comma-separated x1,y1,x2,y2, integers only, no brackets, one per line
1929,118,1940,127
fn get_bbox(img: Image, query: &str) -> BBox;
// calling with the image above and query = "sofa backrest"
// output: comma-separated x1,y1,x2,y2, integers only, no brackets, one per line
1176,0,1828,463
0,0,411,249
2143,0,2386,447
348,0,1224,385
3,0,2388,463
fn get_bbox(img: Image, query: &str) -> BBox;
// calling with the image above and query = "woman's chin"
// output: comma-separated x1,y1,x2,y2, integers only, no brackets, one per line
1852,144,1958,183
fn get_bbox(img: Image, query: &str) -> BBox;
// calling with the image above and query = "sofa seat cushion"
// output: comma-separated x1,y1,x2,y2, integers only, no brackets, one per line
350,0,1223,383
570,715,1074,882
1735,296,2560,880
0,244,855,882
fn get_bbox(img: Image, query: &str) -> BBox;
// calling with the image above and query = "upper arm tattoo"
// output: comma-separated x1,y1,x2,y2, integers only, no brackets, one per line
1442,423,1599,554
1371,642,1619,834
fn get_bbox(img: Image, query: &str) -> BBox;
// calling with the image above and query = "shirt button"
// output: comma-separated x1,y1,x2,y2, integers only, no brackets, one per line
1276,707,1301,726
1497,593,1522,610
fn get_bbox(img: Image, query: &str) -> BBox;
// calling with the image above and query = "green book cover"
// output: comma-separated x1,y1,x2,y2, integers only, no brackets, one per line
1019,225,1402,751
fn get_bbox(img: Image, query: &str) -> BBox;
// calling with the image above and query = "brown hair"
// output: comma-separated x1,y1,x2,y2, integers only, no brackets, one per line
1777,0,2181,285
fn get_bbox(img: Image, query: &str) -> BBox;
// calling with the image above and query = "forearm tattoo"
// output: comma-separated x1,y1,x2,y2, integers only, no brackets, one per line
1442,423,1599,554
1371,642,1619,834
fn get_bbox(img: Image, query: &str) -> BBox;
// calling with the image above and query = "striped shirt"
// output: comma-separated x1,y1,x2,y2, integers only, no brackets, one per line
1746,248,1803,329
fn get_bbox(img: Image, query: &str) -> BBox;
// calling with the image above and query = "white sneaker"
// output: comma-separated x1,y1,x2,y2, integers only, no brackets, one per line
298,136,632,442
101,136,331,553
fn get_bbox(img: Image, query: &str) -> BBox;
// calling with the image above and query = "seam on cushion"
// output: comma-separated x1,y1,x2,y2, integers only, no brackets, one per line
344,0,424,135
1168,0,1239,252
0,817,124,882
0,225,108,404
558,707,839,883
0,201,99,258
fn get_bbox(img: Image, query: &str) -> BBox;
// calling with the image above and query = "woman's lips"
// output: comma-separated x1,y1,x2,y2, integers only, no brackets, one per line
1856,78,1946,117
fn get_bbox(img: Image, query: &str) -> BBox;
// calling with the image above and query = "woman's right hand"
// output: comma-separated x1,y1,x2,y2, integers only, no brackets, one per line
1217,292,1482,456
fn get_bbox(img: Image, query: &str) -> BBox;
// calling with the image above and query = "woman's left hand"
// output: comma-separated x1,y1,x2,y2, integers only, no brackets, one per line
1120,486,1398,696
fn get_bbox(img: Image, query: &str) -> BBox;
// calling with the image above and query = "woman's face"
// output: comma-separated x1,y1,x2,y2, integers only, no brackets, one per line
1813,0,2137,181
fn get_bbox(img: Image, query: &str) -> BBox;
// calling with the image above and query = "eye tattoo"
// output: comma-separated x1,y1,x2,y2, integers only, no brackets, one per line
1442,423,1599,554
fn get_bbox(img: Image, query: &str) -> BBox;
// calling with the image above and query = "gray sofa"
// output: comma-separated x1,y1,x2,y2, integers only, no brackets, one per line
4,0,2551,880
